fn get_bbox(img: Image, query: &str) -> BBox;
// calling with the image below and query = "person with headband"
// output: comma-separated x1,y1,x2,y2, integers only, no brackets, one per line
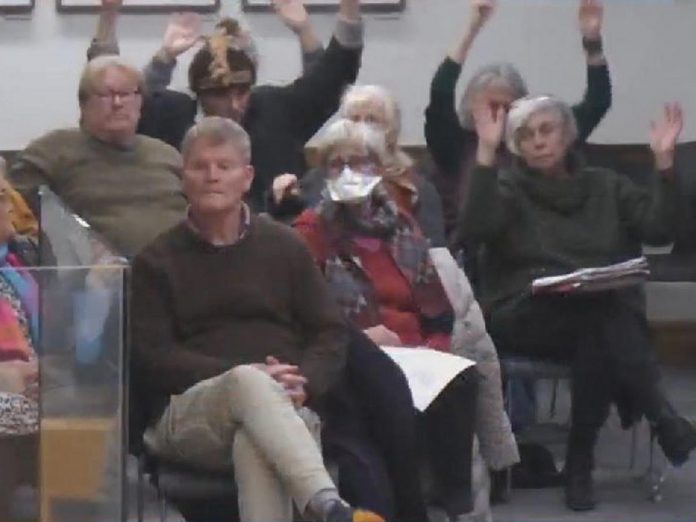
90,0,365,212
461,94,696,511
425,0,611,243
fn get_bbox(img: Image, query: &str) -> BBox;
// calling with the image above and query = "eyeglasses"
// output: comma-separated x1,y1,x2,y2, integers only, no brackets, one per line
91,89,142,103
327,155,378,175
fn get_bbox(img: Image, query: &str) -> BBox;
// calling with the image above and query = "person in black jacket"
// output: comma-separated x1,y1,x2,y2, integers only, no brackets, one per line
425,0,612,244
89,0,364,212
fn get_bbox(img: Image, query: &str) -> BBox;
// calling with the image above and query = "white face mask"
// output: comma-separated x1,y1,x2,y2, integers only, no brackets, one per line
326,166,381,204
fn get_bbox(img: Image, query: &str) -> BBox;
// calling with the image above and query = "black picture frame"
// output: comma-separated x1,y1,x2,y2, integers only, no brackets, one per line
0,0,34,14
56,0,219,13
242,0,404,13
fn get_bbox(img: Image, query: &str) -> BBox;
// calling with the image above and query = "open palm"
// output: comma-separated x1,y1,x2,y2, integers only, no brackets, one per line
473,104,506,151
578,0,603,40
272,0,310,33
650,103,684,156
163,12,202,59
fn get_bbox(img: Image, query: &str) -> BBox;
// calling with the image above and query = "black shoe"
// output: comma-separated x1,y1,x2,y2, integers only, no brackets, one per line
656,416,696,467
564,465,596,511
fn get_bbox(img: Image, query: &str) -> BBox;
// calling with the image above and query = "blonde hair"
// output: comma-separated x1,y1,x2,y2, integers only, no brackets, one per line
78,55,145,105
317,119,389,168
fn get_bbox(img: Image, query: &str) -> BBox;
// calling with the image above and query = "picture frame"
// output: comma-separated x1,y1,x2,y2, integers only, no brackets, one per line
242,0,404,13
0,0,34,14
56,0,219,13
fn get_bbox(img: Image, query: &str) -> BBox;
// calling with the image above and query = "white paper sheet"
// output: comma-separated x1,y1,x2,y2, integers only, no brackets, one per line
381,347,475,412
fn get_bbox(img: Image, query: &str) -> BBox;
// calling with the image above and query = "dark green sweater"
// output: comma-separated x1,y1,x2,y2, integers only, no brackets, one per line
460,161,677,310
424,58,612,236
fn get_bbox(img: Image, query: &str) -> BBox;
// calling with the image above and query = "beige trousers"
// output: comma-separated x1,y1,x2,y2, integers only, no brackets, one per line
144,365,335,522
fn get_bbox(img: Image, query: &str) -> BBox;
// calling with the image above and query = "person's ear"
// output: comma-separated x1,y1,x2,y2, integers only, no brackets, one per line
242,165,255,194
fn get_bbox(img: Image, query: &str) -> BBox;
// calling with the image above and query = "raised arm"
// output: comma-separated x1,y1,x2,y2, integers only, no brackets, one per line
424,0,495,177
86,0,122,60
572,0,612,142
617,104,682,244
456,104,510,243
272,0,326,73
143,12,202,93
285,0,364,143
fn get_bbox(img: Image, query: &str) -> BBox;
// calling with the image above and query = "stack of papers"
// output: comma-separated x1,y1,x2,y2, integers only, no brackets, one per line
381,346,475,411
531,257,650,295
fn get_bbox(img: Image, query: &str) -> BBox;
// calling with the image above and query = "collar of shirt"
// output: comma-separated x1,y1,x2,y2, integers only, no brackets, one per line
186,203,251,246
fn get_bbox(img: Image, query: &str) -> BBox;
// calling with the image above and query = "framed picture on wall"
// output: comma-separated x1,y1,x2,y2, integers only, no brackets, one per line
0,0,34,13
242,0,404,12
57,0,219,13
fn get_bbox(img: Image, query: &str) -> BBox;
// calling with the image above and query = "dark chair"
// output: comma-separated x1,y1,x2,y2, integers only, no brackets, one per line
136,450,239,522
500,356,663,501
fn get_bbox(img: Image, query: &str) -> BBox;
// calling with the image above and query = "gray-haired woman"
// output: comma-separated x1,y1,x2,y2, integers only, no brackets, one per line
425,0,612,241
462,94,696,511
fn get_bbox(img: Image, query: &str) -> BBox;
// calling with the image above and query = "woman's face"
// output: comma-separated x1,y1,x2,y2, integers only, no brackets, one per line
516,109,570,172
326,143,380,179
345,101,395,147
472,79,517,117
0,178,16,244
325,143,382,205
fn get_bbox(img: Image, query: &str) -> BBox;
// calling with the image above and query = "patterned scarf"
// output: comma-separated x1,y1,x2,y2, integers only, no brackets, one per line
0,244,38,361
316,185,453,341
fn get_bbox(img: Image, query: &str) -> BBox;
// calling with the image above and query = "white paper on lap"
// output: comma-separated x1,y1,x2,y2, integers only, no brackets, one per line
381,346,476,412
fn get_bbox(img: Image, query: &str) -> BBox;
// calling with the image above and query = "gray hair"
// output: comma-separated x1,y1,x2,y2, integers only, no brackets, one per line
317,119,388,167
339,84,402,147
181,116,252,163
505,95,578,156
458,62,528,129
78,55,146,105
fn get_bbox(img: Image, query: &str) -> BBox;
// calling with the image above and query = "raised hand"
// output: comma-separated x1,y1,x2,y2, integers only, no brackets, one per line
650,102,684,169
272,0,310,34
272,173,299,204
469,0,496,33
101,0,123,12
473,103,506,162
161,12,203,61
578,0,603,40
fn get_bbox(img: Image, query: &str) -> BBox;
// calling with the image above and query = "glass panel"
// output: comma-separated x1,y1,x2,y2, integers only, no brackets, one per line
25,187,128,522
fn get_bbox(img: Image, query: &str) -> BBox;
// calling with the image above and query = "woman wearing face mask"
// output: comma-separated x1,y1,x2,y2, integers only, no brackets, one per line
294,119,511,521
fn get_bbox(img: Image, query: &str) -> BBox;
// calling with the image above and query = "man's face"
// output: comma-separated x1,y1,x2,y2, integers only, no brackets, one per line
183,139,254,216
81,67,142,144
516,109,570,171
199,85,252,123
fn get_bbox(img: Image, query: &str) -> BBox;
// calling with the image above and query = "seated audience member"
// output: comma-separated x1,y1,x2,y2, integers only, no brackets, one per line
87,0,327,150
0,169,39,520
273,84,447,247
294,119,490,520
425,0,611,240
130,116,383,522
91,0,365,211
9,56,186,258
462,95,696,511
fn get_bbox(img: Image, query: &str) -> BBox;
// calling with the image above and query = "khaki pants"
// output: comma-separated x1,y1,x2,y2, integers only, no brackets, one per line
144,365,334,522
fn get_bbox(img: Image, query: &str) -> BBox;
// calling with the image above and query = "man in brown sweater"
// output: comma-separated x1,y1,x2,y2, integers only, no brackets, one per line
130,116,378,522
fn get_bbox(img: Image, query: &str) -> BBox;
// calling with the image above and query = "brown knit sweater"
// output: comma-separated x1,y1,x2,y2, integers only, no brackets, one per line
130,215,348,420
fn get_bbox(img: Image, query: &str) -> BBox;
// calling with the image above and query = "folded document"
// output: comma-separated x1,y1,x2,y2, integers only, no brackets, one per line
381,346,475,412
531,257,649,295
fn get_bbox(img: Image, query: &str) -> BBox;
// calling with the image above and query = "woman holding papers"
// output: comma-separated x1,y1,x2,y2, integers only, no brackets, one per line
295,119,519,521
462,95,696,511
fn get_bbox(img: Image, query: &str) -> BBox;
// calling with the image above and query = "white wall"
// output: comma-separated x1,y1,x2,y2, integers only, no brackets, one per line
1,0,695,150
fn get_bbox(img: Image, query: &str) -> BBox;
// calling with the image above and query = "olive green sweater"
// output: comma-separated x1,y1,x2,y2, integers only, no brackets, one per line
9,128,187,258
459,160,677,310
